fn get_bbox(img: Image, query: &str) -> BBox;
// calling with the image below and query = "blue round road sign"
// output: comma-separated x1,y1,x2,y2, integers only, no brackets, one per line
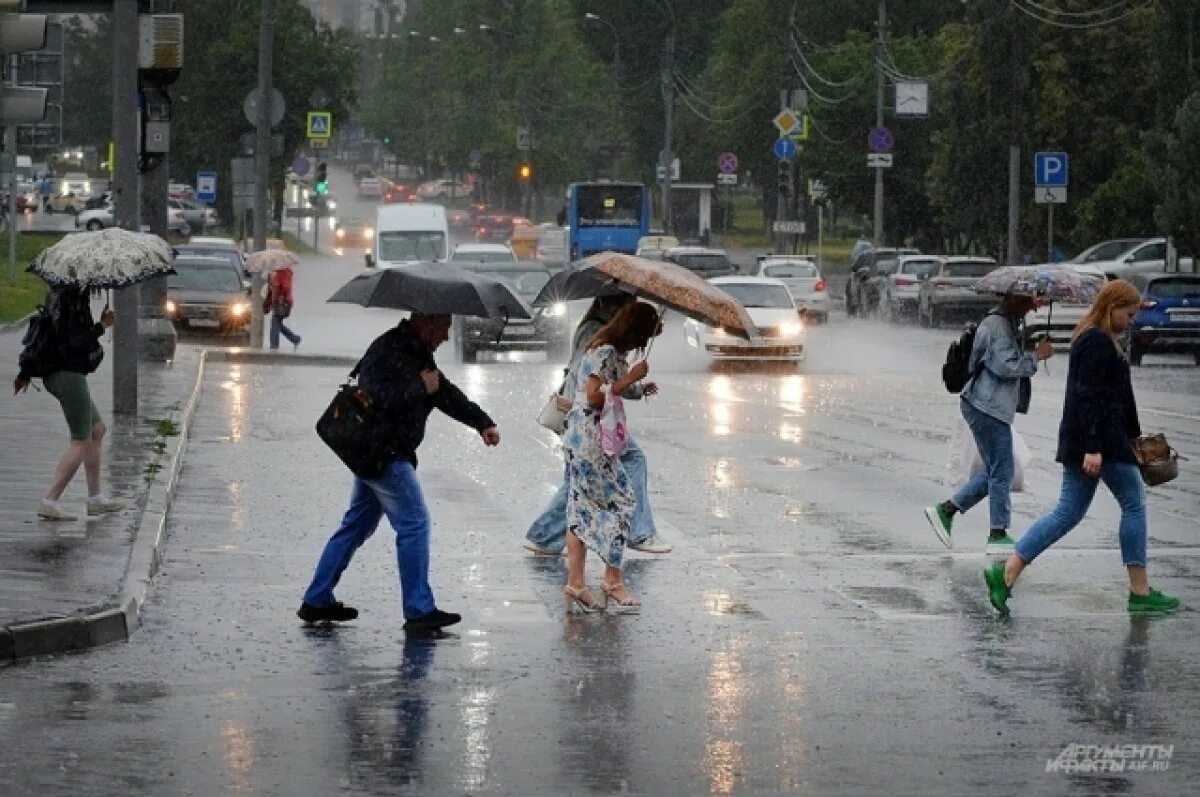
773,138,797,160
868,127,894,154
717,152,739,174
293,156,311,177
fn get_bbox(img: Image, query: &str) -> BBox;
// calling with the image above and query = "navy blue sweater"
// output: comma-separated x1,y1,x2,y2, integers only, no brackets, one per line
1056,328,1141,467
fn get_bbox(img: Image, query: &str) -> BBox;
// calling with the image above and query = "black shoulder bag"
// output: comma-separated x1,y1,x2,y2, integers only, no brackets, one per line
315,361,394,480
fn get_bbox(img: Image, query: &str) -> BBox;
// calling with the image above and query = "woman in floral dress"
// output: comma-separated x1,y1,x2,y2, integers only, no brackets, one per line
562,301,662,614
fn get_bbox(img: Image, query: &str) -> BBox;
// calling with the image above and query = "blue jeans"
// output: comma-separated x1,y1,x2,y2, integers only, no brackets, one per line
525,436,654,552
270,313,300,349
952,399,1015,530
1016,462,1147,567
302,460,436,619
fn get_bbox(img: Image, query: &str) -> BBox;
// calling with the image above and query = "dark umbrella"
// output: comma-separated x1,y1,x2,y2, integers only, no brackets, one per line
327,262,532,320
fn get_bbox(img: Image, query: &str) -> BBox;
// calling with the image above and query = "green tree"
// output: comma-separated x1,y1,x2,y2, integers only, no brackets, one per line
61,15,113,146
1157,90,1200,257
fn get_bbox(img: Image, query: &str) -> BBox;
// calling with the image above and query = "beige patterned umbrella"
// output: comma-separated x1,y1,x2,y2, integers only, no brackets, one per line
243,248,300,275
532,251,759,339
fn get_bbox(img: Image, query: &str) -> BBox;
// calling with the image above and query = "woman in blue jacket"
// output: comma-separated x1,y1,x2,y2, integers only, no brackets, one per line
985,280,1180,616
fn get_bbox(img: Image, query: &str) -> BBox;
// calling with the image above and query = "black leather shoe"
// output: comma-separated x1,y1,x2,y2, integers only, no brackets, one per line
403,608,461,632
297,601,359,623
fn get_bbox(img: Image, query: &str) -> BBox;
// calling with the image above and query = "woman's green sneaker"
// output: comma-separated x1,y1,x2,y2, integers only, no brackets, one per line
983,563,1011,616
1128,588,1180,614
924,503,954,549
985,533,1016,554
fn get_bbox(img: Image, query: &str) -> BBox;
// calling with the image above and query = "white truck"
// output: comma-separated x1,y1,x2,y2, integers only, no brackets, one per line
369,203,450,269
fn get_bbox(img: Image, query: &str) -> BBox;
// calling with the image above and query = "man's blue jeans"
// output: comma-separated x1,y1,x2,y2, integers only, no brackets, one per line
952,398,1015,530
1016,462,1147,567
525,436,654,552
270,313,300,349
302,459,435,619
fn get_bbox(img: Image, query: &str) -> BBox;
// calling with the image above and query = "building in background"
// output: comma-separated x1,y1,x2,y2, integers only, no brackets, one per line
300,0,407,36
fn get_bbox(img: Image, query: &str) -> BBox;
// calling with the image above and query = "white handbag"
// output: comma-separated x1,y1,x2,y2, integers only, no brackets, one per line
538,393,573,434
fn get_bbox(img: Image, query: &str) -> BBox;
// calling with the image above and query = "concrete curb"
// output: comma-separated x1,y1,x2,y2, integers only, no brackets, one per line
0,311,34,334
0,350,208,663
204,349,358,369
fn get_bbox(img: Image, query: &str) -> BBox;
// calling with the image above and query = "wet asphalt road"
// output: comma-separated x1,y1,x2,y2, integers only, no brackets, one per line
1,250,1199,796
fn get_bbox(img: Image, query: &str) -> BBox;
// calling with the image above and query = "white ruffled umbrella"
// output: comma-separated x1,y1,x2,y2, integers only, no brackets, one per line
243,248,300,275
28,228,174,289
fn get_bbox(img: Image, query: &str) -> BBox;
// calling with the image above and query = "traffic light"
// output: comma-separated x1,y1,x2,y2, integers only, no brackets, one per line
776,160,791,198
314,162,328,195
0,13,49,126
517,163,532,183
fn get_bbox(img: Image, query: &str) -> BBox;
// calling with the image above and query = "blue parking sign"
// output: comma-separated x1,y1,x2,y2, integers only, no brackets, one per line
1034,152,1068,187
196,171,218,204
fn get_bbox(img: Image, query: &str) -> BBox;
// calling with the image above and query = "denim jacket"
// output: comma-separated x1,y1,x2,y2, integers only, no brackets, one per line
560,315,643,401
961,311,1037,424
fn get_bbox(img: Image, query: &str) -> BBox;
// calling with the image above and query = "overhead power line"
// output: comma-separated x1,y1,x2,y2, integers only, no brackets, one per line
1020,0,1136,19
1010,0,1151,30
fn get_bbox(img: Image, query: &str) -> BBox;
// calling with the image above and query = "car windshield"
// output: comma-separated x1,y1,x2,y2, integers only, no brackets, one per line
452,250,515,263
1071,240,1144,263
944,261,996,278
900,259,940,277
379,231,446,261
577,185,642,227
763,262,817,278
175,247,240,271
717,283,794,309
474,268,550,297
672,254,730,272
169,261,241,292
1148,278,1200,299
875,258,899,275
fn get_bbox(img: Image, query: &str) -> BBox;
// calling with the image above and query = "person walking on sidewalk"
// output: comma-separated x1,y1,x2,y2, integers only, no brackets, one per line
298,314,502,634
561,301,662,614
524,295,671,557
924,293,1054,552
264,266,301,351
984,280,1180,616
12,286,125,521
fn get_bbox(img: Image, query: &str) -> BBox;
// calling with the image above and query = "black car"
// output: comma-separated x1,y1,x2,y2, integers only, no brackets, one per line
475,213,514,243
451,261,570,363
174,244,247,278
164,256,253,343
846,247,921,316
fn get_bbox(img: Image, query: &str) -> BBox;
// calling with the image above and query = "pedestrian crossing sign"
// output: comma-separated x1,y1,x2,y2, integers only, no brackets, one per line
307,111,333,140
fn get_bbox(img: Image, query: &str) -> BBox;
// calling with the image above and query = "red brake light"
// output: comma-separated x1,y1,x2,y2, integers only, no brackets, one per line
894,277,914,287
1140,299,1157,309
814,279,826,292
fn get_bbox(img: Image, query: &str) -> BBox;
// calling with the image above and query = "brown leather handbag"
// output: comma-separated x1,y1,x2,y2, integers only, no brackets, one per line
1133,434,1184,487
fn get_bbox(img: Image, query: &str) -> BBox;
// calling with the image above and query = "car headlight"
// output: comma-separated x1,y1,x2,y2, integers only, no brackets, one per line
164,300,177,314
780,321,804,337
548,302,567,317
229,302,249,317
365,227,375,239
83,181,91,194
712,326,727,336
336,228,346,238
327,200,337,210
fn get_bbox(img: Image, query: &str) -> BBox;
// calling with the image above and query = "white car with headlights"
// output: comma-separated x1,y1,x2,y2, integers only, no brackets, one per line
753,256,829,322
684,276,806,364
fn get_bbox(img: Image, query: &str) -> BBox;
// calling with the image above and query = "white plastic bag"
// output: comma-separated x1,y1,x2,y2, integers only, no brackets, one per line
598,385,628,457
955,416,1031,492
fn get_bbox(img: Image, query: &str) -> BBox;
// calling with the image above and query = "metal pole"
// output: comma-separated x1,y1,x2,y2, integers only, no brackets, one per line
611,34,621,181
1007,145,1020,265
112,0,139,415
6,125,16,285
1047,203,1053,264
137,65,177,361
660,27,675,234
250,0,274,349
872,0,885,247
775,89,788,253
817,203,824,271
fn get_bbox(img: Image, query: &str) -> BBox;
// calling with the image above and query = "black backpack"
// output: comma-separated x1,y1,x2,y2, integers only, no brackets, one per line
941,322,980,393
17,305,59,379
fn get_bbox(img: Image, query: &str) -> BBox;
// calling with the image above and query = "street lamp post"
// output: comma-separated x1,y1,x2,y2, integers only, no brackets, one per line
585,12,622,180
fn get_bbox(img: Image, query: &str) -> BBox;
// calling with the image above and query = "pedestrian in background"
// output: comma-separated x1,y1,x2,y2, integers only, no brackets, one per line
13,286,125,521
264,266,301,351
561,301,661,614
985,280,1180,616
524,294,671,557
298,314,502,634
925,292,1053,552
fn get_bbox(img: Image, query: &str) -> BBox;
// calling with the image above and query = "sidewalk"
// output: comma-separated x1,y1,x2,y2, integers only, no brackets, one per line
0,325,204,663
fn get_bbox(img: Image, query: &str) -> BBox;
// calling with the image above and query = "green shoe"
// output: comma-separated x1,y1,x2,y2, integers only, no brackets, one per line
1128,588,1180,614
985,533,1016,554
983,563,1011,616
924,503,954,549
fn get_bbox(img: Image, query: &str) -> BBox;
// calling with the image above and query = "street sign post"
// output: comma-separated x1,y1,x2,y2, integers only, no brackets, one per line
868,127,894,153
1034,152,1069,262
196,171,217,204
243,88,285,128
772,220,805,235
773,137,797,160
773,108,801,136
787,114,811,143
1035,187,1067,204
292,155,310,177
655,157,680,182
716,172,737,186
517,128,532,151
867,153,893,168
717,152,738,174
306,111,332,139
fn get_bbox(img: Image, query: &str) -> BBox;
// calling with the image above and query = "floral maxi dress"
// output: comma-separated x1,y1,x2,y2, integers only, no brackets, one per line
563,345,636,568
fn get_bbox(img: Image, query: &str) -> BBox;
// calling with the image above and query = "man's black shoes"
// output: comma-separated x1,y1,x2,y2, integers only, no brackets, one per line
403,608,461,633
297,601,359,623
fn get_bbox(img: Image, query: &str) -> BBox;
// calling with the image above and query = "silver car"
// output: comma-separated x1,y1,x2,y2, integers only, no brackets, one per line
882,255,942,322
753,256,829,322
917,257,1000,327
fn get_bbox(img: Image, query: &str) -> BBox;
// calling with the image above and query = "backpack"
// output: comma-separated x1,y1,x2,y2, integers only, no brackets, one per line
941,322,980,394
18,305,59,379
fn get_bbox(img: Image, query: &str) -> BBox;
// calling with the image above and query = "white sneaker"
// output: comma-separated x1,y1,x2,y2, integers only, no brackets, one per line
87,496,127,517
38,501,78,521
628,534,672,554
523,540,565,557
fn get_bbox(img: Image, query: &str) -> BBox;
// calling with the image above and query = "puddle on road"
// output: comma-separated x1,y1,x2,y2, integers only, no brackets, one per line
702,591,766,619
844,585,931,614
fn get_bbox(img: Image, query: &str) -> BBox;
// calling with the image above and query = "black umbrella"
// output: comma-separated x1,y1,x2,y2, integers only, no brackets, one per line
327,262,532,320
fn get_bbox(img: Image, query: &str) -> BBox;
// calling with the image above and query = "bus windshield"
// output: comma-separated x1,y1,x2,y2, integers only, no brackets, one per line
379,231,446,262
577,185,642,228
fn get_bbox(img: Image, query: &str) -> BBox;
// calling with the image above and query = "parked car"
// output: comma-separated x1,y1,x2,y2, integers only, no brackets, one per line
664,246,736,279
75,204,114,230
916,256,1001,327
882,255,943,321
60,172,92,198
43,193,86,214
167,204,190,236
358,176,382,198
1129,273,1200,366
1066,238,1150,265
753,256,829,322
168,182,196,201
451,261,569,363
535,224,570,266
450,243,517,263
170,199,216,234
163,255,253,344
845,247,921,316
1025,265,1107,347
333,217,375,250
636,235,680,260
684,276,806,365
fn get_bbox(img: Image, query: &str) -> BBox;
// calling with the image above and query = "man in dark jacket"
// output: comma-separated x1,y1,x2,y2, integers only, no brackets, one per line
298,314,501,633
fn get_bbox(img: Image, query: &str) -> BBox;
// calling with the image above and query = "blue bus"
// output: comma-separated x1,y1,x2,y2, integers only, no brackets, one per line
561,181,650,259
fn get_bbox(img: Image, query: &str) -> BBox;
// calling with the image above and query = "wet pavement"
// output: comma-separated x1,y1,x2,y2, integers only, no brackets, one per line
1,249,1199,795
